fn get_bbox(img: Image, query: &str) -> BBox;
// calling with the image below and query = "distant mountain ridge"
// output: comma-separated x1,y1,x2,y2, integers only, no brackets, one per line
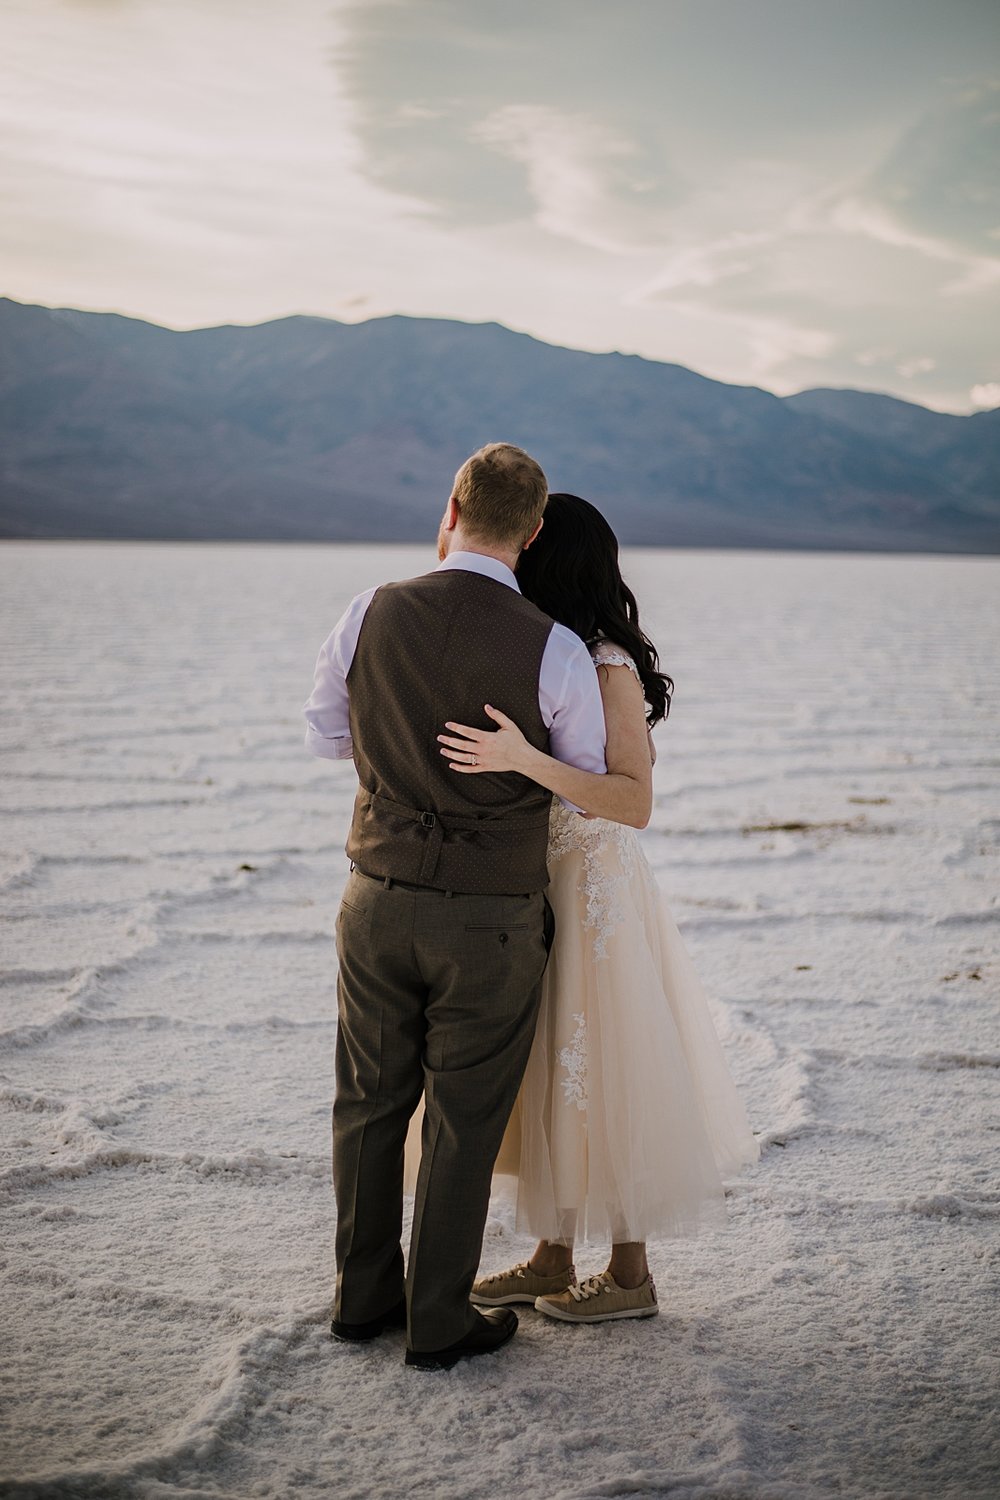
1,296,997,552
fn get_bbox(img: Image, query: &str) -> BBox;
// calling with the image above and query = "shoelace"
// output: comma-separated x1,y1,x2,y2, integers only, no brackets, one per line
480,1262,531,1284
481,1262,577,1285
567,1273,614,1303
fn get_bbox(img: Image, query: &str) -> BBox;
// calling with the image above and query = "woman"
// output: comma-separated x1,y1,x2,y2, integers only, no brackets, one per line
406,493,760,1323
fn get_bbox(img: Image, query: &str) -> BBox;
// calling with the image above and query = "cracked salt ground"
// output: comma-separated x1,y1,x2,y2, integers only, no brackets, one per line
2,541,999,1499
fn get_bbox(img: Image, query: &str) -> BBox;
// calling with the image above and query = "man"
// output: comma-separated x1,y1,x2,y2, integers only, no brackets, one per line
303,442,607,1370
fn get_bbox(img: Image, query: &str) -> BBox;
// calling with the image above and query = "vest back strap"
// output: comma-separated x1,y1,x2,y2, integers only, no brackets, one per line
364,790,552,885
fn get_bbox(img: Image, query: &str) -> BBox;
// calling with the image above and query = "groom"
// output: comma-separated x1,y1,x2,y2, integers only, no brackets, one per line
303,442,606,1368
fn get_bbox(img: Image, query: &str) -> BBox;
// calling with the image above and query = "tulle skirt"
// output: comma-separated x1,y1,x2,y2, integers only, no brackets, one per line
404,805,760,1244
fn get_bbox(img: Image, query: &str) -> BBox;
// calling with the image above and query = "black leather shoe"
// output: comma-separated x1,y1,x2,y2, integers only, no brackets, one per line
404,1307,518,1370
330,1296,407,1343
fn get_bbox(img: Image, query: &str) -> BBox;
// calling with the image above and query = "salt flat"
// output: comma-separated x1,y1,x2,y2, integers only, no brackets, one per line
1,540,998,1500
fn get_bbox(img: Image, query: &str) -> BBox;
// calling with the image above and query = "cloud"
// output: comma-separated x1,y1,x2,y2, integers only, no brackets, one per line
633,227,778,296
608,80,1000,400
472,105,684,255
970,382,1000,409
896,356,936,378
829,195,1000,297
656,300,837,382
864,80,1000,254
319,1,1000,406
819,81,1000,296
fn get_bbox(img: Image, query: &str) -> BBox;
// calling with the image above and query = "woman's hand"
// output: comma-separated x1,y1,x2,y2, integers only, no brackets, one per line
438,704,536,775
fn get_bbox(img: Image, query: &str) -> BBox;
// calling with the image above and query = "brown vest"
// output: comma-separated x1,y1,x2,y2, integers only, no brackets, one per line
345,567,555,893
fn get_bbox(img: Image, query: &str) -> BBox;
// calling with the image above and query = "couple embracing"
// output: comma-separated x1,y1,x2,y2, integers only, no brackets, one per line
303,442,758,1371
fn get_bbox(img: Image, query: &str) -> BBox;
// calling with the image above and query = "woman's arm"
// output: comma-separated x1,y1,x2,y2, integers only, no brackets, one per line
438,660,654,829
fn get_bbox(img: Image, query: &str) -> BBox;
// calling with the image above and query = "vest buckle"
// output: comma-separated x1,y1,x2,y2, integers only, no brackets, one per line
420,811,437,829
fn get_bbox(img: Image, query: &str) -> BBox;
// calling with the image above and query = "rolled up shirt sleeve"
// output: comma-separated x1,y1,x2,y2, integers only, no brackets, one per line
538,623,608,810
303,587,377,760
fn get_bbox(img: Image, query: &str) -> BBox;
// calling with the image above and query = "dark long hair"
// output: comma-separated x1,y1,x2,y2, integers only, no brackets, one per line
517,493,673,726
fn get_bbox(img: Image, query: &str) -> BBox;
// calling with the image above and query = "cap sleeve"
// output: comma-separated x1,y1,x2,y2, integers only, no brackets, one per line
591,640,643,685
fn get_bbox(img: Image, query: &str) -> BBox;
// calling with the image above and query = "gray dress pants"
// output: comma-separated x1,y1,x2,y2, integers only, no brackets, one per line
332,867,554,1352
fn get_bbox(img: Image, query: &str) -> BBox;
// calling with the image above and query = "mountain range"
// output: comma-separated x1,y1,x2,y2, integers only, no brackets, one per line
1,296,997,552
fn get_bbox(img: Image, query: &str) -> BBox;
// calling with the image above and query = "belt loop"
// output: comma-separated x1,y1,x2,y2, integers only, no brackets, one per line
383,875,394,890
444,889,454,898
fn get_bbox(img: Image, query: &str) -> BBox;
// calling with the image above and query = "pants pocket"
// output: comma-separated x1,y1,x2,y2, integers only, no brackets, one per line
463,923,529,932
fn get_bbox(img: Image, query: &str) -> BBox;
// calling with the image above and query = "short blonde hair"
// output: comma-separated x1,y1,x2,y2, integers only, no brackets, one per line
452,442,548,549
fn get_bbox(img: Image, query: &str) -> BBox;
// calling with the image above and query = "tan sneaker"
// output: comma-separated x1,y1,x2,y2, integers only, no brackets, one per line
471,1260,577,1306
535,1269,659,1323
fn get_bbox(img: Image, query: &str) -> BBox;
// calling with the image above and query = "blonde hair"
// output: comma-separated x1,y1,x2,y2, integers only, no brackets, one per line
452,442,548,549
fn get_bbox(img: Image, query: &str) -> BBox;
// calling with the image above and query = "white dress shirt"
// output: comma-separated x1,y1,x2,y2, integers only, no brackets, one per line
303,551,607,807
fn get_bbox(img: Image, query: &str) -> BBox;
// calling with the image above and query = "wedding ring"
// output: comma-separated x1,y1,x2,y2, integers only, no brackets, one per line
470,754,478,765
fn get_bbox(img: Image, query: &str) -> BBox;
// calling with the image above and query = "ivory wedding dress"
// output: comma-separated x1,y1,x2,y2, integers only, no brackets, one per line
403,641,760,1244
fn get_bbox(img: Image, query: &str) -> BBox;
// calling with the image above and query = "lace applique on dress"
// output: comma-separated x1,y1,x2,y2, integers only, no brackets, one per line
557,1012,588,1111
591,639,643,684
548,802,640,961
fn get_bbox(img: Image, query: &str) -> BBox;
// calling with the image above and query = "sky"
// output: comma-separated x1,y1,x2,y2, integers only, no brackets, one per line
2,0,999,413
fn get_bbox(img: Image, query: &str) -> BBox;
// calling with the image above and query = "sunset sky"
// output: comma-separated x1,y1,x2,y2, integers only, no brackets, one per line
2,0,998,412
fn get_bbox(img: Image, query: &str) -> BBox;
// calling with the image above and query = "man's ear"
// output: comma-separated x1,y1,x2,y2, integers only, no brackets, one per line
443,495,460,531
523,515,544,550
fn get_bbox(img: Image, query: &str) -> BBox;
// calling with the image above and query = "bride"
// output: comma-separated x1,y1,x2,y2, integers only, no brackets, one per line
415,491,760,1324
